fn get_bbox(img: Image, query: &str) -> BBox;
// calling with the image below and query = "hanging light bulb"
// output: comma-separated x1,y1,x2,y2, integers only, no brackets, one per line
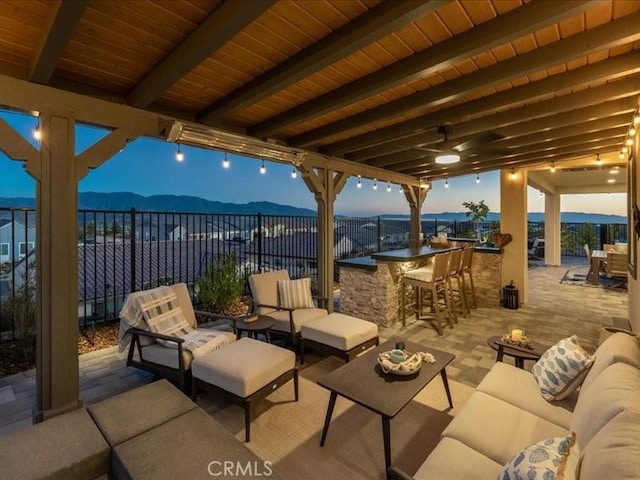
386,181,391,192
595,153,602,165
634,111,640,125
399,185,404,194
357,175,362,188
630,126,637,136
550,162,556,173
175,144,184,162
33,125,42,140
222,152,230,169
373,178,378,190
622,145,629,154
619,151,626,160
260,160,266,174
444,178,449,188
475,174,480,184
626,137,634,146
291,167,297,179
539,191,543,197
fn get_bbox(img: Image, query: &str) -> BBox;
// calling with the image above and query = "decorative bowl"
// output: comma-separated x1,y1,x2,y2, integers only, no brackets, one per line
377,350,422,375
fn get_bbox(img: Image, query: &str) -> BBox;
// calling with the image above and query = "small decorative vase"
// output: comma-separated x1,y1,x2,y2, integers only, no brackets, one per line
390,349,406,364
395,341,406,350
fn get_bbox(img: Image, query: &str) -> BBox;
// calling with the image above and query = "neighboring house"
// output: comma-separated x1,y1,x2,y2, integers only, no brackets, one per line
0,219,36,264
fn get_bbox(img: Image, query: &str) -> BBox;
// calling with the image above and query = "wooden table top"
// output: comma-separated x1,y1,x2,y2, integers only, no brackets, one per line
317,338,455,418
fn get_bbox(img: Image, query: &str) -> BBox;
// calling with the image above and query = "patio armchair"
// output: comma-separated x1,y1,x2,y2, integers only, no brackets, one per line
527,238,544,259
121,283,236,392
606,251,628,288
248,270,328,345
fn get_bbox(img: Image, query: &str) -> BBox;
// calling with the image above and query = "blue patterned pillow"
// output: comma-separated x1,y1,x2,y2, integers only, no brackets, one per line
498,434,578,480
532,335,594,401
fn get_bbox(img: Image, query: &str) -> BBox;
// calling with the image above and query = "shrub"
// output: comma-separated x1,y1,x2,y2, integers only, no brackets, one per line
196,253,244,314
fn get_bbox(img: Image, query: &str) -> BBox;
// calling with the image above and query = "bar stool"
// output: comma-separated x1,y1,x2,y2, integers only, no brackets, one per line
400,251,452,335
446,248,468,320
460,246,477,309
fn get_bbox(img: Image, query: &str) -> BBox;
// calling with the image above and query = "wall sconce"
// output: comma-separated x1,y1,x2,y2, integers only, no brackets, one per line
509,169,517,179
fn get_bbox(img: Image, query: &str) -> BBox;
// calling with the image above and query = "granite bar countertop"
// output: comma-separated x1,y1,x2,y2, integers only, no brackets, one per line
337,256,377,270
371,246,459,262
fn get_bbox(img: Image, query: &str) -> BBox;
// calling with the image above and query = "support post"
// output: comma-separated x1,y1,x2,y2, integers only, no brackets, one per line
403,184,429,247
500,168,528,304
300,165,347,313
544,192,561,266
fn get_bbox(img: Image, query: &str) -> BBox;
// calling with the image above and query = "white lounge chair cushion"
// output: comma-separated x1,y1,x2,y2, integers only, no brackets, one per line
570,362,640,450
268,308,328,333
192,338,295,398
278,277,314,309
476,362,574,429
301,313,378,351
248,270,290,315
581,332,640,393
139,330,236,370
413,437,502,480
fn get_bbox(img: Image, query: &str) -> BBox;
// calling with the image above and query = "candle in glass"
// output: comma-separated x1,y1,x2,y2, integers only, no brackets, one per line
511,328,523,341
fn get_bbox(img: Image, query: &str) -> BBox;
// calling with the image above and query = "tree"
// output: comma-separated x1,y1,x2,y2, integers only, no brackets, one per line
462,200,490,241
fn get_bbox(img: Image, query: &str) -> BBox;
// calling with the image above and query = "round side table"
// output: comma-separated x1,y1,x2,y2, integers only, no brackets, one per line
235,315,275,343
487,335,544,369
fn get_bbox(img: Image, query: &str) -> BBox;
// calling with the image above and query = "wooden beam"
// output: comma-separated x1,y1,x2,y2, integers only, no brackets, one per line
250,0,597,138
348,96,638,162
290,12,640,147
29,0,89,84
198,0,448,124
323,47,640,156
76,128,139,181
127,0,275,108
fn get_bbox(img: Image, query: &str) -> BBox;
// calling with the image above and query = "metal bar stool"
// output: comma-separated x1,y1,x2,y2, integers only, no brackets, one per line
400,251,452,335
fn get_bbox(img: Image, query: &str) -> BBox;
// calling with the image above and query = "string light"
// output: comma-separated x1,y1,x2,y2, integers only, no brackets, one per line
386,181,391,192
595,153,602,165
444,178,449,188
222,152,230,169
630,126,637,136
627,137,634,146
175,144,184,162
634,111,640,125
33,118,42,140
291,167,297,179
550,162,556,173
373,178,378,190
622,146,629,154
475,174,480,184
619,151,626,160
259,160,266,174
357,175,362,188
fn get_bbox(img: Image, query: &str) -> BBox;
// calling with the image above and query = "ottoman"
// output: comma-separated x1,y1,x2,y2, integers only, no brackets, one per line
191,337,298,442
300,312,379,364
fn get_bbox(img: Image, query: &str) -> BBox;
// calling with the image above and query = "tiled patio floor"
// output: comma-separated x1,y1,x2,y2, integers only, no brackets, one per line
0,258,628,437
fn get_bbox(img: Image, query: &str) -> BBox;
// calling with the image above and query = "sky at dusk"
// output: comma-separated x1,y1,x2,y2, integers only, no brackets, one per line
0,109,626,217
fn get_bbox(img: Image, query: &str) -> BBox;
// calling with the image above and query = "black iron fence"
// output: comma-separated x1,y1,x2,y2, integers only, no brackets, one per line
0,207,629,342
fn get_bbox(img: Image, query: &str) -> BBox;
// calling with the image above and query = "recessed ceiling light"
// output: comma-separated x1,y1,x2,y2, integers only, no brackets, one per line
607,178,616,183
609,169,619,175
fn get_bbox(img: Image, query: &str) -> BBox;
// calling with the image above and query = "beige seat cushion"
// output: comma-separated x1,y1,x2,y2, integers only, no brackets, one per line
301,313,378,350
413,437,502,480
442,391,567,466
192,337,295,398
476,362,574,429
581,332,640,393
268,308,328,333
580,410,640,480
248,270,290,315
138,330,236,370
571,362,640,449
88,380,196,447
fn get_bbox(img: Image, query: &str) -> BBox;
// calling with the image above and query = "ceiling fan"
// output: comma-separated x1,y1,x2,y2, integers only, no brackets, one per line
399,125,508,164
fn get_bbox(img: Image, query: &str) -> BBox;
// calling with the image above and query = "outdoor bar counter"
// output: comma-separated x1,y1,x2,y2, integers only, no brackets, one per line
338,240,502,327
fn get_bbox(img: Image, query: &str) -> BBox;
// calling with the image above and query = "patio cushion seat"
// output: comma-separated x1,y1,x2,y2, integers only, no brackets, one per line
88,379,196,448
192,337,295,398
476,361,575,429
267,308,328,333
0,408,110,480
412,437,502,480
301,313,378,351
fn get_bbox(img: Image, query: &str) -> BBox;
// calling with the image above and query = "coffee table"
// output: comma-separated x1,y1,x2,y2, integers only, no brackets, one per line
317,338,455,475
234,315,275,343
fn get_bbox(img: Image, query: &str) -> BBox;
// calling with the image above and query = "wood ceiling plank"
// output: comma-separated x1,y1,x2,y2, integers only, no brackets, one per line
127,0,275,108
197,0,446,124
251,0,598,139
291,10,640,147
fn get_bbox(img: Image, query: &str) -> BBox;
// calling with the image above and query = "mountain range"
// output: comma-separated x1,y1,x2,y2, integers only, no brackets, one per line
0,192,628,224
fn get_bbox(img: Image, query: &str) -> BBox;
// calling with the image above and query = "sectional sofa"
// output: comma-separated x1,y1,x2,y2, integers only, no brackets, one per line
389,332,640,479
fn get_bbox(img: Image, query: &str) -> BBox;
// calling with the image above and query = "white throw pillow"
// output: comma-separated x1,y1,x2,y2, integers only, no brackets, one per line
532,335,594,401
278,278,314,309
498,434,579,480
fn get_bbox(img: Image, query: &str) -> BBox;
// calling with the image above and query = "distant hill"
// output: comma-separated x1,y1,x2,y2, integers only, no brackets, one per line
382,211,627,224
0,192,317,216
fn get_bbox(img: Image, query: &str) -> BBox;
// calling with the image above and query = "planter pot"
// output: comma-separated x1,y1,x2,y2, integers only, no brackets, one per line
598,327,639,346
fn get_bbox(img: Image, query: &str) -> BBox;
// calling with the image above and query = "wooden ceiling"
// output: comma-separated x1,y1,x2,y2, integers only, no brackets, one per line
1,0,639,181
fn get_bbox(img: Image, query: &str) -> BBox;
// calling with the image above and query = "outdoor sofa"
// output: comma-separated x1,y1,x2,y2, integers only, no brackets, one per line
389,332,640,479
0,379,281,480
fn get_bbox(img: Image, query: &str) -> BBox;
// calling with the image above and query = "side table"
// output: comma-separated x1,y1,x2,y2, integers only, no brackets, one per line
487,336,546,369
234,315,275,343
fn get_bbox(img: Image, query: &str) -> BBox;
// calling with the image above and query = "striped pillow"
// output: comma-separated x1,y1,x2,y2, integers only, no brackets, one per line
278,278,314,309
